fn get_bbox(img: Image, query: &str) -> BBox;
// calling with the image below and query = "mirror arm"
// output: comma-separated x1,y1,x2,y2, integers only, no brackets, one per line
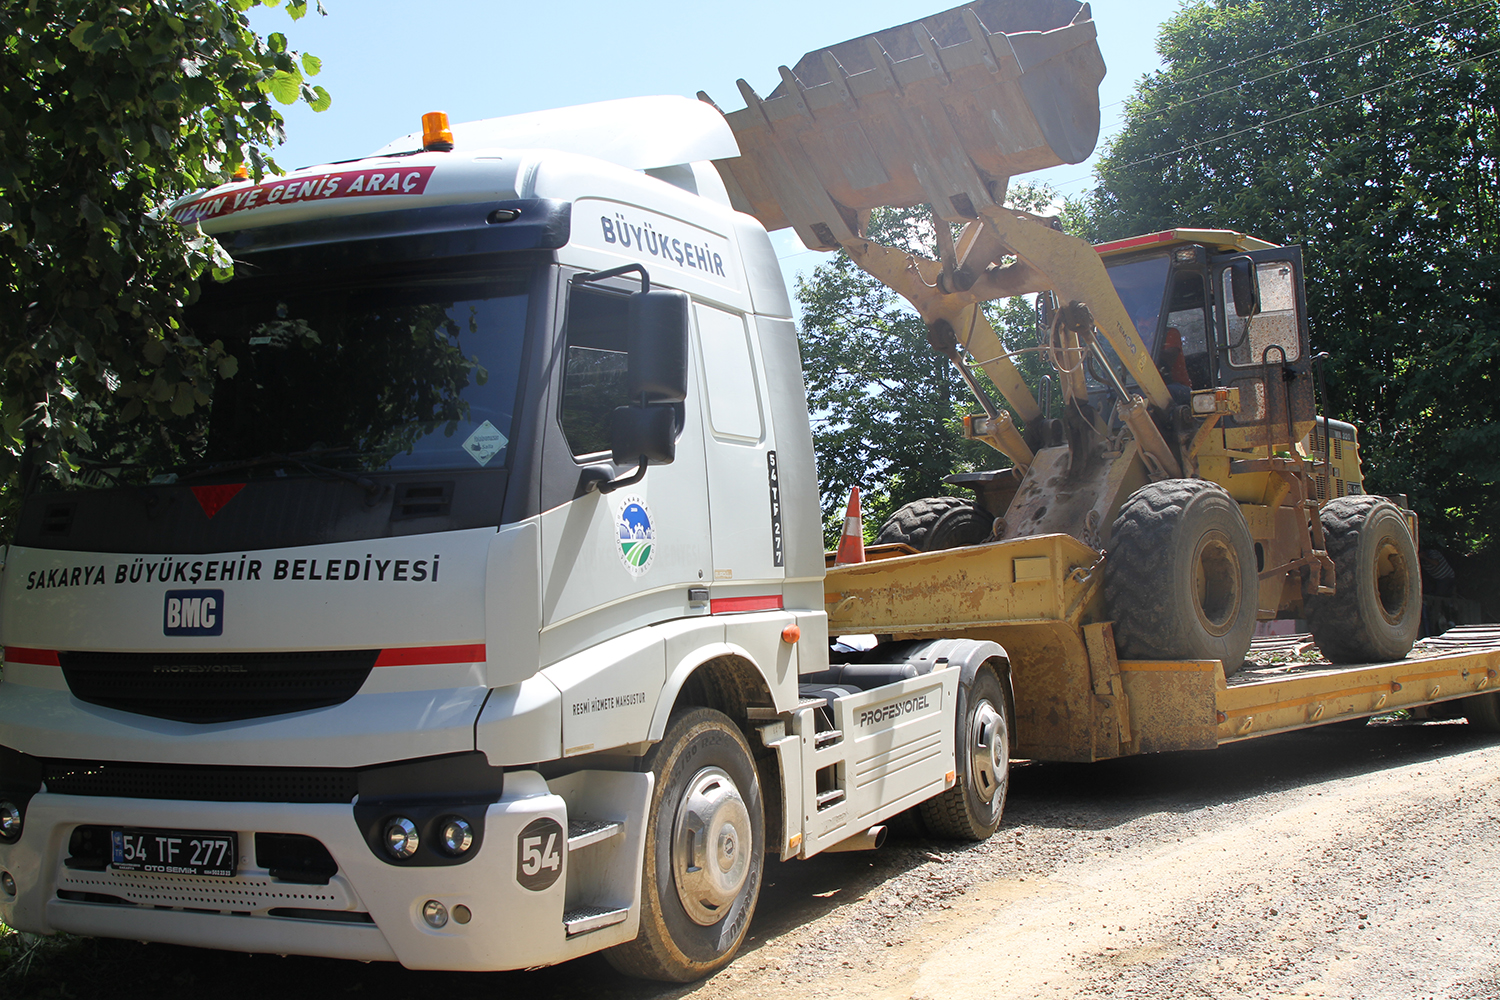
591,456,649,495
575,263,651,293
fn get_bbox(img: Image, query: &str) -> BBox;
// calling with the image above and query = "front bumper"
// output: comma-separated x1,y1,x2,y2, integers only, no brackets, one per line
0,769,651,971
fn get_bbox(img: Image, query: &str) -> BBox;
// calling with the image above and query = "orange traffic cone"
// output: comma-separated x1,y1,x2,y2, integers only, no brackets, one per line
834,486,865,565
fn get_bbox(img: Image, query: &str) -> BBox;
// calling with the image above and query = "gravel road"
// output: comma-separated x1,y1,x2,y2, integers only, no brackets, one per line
10,719,1499,999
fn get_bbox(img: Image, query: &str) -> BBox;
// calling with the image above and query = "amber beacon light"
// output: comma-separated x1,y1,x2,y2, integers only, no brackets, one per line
422,111,454,151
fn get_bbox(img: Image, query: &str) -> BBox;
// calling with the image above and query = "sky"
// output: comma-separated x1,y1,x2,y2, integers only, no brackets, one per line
247,0,1189,297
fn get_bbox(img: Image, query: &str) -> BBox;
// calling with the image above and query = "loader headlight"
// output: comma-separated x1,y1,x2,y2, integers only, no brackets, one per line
0,801,21,841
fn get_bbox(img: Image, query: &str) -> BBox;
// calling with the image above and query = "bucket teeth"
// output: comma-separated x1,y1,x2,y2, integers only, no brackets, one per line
710,0,1105,244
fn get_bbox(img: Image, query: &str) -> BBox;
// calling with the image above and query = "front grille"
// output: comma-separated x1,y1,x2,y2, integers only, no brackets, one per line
58,649,379,723
46,761,359,803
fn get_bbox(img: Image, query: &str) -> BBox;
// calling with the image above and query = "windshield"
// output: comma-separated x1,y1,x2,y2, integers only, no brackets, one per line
1104,254,1171,355
63,264,532,486
1086,253,1172,395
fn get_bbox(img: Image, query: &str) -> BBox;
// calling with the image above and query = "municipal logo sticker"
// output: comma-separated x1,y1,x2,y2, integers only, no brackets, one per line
614,494,655,576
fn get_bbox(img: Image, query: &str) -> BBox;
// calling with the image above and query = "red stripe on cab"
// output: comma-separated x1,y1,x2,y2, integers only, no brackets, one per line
710,595,784,614
374,644,486,667
4,646,61,666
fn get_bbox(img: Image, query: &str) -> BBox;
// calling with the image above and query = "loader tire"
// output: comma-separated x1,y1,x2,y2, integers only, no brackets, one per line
1305,496,1420,664
605,708,764,982
876,497,991,551
919,665,1010,841
1105,479,1257,675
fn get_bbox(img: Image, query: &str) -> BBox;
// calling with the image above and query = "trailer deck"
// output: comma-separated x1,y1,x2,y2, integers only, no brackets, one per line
825,537,1498,762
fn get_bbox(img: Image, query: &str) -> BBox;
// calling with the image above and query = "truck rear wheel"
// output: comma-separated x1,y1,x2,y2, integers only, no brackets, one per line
876,497,992,551
606,707,764,982
919,665,1010,840
1105,479,1257,675
1305,496,1420,664
1460,692,1500,732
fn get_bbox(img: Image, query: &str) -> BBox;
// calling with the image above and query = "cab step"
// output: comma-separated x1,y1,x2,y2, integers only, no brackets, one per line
564,905,629,936
567,818,622,851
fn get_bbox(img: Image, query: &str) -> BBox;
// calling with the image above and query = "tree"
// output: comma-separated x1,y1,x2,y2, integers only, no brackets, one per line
796,203,1052,545
1078,0,1500,566
0,0,330,521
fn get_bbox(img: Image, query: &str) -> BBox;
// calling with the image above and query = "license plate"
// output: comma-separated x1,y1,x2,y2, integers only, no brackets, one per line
110,828,238,877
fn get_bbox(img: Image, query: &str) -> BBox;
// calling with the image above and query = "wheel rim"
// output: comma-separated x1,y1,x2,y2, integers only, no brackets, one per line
1192,528,1242,636
968,699,1007,810
1373,538,1411,624
671,766,752,927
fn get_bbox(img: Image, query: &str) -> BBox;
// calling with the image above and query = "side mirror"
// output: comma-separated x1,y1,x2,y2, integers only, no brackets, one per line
627,290,690,402
1228,257,1261,318
610,404,677,466
573,264,690,494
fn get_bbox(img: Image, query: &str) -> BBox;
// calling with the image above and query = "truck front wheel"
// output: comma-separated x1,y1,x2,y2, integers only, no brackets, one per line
606,707,764,982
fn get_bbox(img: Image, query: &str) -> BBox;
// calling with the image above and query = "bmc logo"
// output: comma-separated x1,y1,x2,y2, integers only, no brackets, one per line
164,589,224,636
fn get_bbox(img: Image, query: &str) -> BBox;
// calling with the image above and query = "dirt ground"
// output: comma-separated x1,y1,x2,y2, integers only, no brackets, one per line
7,719,1500,999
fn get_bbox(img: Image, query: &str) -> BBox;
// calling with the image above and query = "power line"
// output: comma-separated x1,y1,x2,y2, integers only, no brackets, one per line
1100,0,1423,111
1100,0,1498,133
1109,42,1500,172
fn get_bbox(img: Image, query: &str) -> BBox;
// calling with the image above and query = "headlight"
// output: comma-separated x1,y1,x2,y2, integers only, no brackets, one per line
0,802,21,841
438,817,473,856
384,816,419,859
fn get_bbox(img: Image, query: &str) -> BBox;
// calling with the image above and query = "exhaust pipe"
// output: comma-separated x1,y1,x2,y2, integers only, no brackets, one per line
823,825,888,852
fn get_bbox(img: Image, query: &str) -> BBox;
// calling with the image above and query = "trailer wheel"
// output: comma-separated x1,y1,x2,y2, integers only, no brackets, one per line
606,707,764,982
1460,692,1500,732
1305,496,1420,664
919,665,1010,840
1105,479,1258,675
876,497,992,551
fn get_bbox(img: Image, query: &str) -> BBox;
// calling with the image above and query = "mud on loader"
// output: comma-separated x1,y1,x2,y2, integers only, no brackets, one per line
713,0,1422,691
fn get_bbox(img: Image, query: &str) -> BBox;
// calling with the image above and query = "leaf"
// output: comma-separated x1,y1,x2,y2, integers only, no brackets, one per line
170,383,196,416
218,355,240,379
66,21,96,51
301,53,321,76
308,85,331,112
78,194,104,227
268,32,287,53
268,70,301,105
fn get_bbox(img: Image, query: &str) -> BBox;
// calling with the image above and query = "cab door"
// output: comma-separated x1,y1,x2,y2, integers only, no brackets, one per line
1211,247,1317,451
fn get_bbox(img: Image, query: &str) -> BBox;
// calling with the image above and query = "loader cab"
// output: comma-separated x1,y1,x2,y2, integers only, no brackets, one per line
1093,230,1314,445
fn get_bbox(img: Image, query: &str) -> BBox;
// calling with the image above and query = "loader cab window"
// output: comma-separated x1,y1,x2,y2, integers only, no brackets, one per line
559,283,632,458
1090,253,1172,397
1225,261,1301,366
1104,254,1172,358
1162,271,1211,391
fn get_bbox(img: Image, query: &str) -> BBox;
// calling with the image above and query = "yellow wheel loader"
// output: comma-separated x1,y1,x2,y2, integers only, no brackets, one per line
709,0,1421,681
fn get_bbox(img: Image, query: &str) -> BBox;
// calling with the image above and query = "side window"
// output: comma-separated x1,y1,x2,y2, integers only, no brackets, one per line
1225,261,1301,366
696,303,763,441
558,284,631,458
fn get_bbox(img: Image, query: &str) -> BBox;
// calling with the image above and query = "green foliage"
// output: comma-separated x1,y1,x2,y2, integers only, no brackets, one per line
0,0,329,529
796,203,1052,545
1079,0,1500,556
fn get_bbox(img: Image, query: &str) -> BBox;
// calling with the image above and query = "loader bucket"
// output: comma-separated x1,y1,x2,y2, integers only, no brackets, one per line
709,0,1105,250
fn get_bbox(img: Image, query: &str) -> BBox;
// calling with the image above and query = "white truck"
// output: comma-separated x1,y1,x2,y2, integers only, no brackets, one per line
4,0,1498,984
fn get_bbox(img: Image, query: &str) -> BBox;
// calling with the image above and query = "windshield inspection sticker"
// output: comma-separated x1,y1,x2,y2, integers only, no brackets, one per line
613,494,656,577
462,420,508,467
